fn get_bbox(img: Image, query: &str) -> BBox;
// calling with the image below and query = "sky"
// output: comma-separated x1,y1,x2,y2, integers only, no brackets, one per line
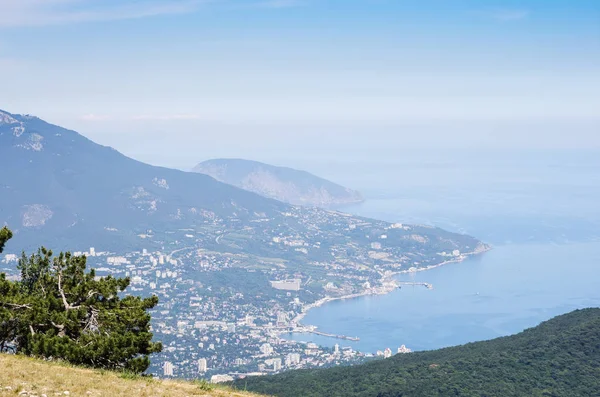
1,0,599,169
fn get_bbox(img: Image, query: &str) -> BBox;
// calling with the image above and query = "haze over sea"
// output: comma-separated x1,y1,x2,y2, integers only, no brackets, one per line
287,148,600,353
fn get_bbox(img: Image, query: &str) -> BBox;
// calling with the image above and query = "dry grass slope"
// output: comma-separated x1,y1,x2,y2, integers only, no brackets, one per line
0,354,263,397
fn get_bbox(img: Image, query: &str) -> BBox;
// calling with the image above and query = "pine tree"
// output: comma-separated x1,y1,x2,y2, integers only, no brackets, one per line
0,227,18,353
0,228,162,373
0,226,12,255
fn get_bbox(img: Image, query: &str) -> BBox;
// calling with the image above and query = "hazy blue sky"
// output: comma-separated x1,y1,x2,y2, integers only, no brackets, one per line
1,0,599,168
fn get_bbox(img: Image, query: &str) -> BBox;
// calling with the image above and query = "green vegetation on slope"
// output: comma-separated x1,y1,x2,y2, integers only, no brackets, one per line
0,229,162,373
233,308,600,397
0,227,12,254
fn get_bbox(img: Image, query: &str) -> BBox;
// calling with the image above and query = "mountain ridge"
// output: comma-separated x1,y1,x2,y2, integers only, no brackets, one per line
233,308,600,397
0,109,287,251
193,158,364,207
0,108,485,268
1,108,491,378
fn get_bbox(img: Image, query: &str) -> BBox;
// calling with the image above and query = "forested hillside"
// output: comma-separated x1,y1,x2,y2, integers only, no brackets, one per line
233,308,600,397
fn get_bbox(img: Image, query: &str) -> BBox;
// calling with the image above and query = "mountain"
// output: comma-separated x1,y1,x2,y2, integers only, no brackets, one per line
0,110,288,250
233,308,600,397
0,109,483,265
0,108,486,278
0,108,487,297
0,354,261,397
1,109,489,378
192,159,363,207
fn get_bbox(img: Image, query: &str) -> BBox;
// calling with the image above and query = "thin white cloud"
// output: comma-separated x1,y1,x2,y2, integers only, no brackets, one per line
0,0,210,28
0,0,304,27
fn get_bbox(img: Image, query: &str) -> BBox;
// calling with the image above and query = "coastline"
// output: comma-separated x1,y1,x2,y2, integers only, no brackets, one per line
288,243,492,337
395,244,492,275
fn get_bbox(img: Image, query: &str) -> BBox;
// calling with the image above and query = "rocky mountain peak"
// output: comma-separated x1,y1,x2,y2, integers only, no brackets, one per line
0,110,19,125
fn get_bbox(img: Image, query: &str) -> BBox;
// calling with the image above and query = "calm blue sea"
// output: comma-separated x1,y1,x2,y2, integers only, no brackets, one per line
288,149,600,353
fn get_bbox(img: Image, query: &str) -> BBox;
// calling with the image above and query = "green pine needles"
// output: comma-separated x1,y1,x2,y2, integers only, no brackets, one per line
0,227,12,255
0,227,162,374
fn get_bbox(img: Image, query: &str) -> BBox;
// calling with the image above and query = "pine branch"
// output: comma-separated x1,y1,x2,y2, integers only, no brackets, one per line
1,303,32,310
50,321,66,338
57,270,81,311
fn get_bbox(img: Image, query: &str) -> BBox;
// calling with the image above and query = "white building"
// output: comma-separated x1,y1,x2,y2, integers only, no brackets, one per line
163,361,174,376
107,256,128,265
270,279,301,291
272,358,282,372
384,348,393,358
260,343,274,355
277,312,288,326
285,353,301,366
211,375,234,384
370,242,382,250
197,358,207,373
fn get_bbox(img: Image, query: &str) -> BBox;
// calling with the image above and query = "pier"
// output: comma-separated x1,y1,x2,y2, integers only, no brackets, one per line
398,282,433,290
306,329,360,341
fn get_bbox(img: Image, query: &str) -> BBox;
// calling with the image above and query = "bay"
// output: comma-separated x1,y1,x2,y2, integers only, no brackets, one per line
288,150,600,353
288,240,600,353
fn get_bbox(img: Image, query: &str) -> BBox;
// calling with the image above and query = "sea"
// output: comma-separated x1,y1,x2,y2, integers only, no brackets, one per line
287,148,600,353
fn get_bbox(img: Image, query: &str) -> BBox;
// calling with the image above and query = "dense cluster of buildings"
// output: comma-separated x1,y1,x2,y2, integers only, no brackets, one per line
1,205,479,381
46,242,412,380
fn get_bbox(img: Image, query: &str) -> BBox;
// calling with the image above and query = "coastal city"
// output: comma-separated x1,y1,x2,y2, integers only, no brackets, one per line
0,206,486,381
0,2,597,396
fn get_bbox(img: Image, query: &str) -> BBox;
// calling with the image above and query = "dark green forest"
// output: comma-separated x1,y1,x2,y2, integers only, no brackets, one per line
233,308,600,397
